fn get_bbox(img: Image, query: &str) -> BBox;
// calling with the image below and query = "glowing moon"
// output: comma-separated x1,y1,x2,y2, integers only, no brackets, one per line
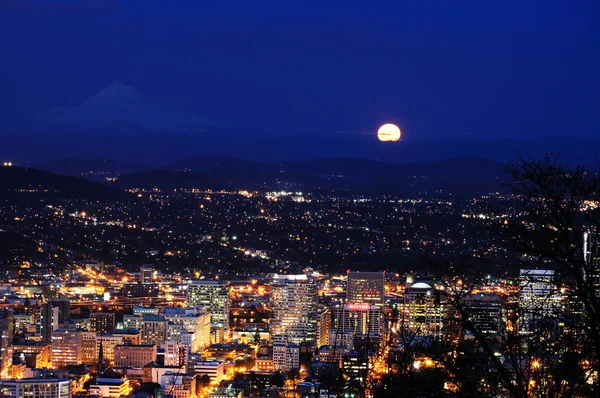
377,123,401,142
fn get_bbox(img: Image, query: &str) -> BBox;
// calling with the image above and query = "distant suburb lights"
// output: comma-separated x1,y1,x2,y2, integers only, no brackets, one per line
377,123,401,142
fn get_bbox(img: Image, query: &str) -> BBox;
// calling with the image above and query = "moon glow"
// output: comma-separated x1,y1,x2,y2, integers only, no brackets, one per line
377,123,401,142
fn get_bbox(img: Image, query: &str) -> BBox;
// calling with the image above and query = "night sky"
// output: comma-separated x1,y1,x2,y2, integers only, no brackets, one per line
0,0,599,163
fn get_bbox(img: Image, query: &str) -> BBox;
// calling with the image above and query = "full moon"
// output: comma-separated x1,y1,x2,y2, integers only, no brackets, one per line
377,123,401,142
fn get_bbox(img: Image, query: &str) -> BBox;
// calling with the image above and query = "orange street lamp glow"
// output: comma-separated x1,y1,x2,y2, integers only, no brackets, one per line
377,123,401,142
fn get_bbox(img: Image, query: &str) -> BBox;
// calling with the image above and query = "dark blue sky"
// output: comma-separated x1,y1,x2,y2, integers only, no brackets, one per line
0,0,599,151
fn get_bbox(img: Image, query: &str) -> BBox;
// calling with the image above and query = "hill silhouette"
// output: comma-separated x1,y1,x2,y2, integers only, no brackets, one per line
0,166,133,201
113,170,218,191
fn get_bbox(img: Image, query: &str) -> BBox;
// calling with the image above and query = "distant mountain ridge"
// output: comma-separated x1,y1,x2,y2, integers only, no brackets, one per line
32,81,213,131
0,166,133,201
109,156,508,195
113,170,218,191
42,158,149,180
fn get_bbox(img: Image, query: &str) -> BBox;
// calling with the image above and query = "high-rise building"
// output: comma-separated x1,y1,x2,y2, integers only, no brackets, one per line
316,308,331,348
140,315,168,346
96,335,125,366
0,309,14,378
270,274,318,347
273,343,300,371
0,378,72,398
91,313,116,334
50,300,70,324
123,283,159,298
347,272,385,309
140,266,154,284
51,328,79,369
402,280,444,338
583,231,600,297
78,332,97,365
162,307,211,352
463,293,503,335
519,269,561,334
332,304,384,337
187,281,230,328
40,304,59,343
346,271,385,338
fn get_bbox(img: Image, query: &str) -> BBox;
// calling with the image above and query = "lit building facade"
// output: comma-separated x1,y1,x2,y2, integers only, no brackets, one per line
402,281,444,338
140,315,168,346
270,274,317,347
187,281,230,329
0,378,72,398
0,309,14,378
519,269,561,334
273,343,300,371
51,329,79,369
114,344,157,368
162,307,211,352
347,272,385,309
90,313,115,335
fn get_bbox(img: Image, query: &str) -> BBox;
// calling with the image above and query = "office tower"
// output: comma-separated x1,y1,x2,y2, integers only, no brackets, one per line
583,231,600,297
123,314,143,331
519,269,560,334
0,309,14,378
78,332,97,365
273,343,300,371
346,271,385,338
40,304,59,343
162,307,211,352
463,293,503,335
123,283,159,298
96,335,125,367
187,281,230,328
50,300,70,324
91,312,116,334
140,266,154,283
270,274,318,347
0,378,72,398
316,308,331,348
140,315,168,346
403,280,444,338
347,271,385,309
114,344,157,368
51,328,79,369
332,304,384,336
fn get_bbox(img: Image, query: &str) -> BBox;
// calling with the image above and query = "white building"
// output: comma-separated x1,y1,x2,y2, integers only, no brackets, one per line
187,281,230,329
193,361,225,383
0,378,71,398
270,274,318,346
162,307,211,352
163,341,188,367
89,376,129,398
273,344,300,372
